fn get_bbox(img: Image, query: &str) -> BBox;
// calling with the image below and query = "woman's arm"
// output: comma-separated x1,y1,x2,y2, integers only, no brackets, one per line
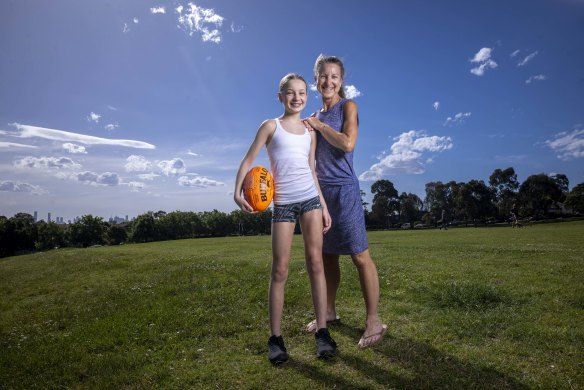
234,119,275,213
303,100,359,153
309,131,332,233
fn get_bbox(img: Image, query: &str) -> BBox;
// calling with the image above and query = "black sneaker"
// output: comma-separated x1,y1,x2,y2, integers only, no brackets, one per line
315,328,337,359
268,335,289,365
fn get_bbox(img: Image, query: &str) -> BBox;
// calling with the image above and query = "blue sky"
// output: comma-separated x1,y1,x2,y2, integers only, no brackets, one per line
1,0,583,222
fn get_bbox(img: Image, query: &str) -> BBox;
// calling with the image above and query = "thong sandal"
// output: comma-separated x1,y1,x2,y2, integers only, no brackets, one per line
357,324,387,349
304,316,341,333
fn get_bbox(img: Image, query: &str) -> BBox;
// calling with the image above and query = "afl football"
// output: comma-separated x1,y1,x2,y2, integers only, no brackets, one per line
243,166,274,212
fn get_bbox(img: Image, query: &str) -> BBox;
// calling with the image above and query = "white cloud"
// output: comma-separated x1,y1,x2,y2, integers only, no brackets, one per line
0,141,38,149
470,47,498,76
545,129,584,160
74,171,120,186
14,156,81,170
176,3,225,43
230,22,243,33
133,18,139,24
510,49,521,58
187,150,200,157
10,123,155,149
0,180,46,195
104,123,119,131
158,158,186,176
178,175,225,187
526,74,547,84
127,181,146,191
433,101,440,111
125,155,152,172
87,112,101,123
309,83,318,92
151,7,165,14
344,85,362,99
359,130,453,180
62,143,87,154
518,51,538,66
138,173,159,181
123,23,130,33
444,112,471,126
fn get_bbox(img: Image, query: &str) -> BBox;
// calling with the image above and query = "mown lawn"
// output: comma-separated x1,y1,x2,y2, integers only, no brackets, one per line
1,221,583,389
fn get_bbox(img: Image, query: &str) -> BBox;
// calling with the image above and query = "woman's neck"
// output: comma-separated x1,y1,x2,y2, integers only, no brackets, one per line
321,95,342,111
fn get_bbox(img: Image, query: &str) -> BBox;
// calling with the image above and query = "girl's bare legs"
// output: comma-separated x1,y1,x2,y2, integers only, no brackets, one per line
351,249,386,347
269,221,295,336
299,209,328,330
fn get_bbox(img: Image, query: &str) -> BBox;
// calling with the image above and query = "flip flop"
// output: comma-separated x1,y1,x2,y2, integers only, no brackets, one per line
304,316,341,333
357,324,387,349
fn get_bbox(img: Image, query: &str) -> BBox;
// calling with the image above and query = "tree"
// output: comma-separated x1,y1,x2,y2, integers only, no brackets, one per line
564,182,584,214
130,212,159,243
370,180,399,228
36,221,67,250
107,223,129,245
1,213,38,256
518,174,563,218
489,167,519,220
399,192,423,228
68,215,107,247
456,180,496,225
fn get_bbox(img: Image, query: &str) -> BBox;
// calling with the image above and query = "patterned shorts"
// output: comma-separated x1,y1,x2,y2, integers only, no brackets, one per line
272,196,321,223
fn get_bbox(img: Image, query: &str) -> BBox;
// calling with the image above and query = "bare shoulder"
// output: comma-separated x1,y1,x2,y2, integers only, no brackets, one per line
343,99,358,111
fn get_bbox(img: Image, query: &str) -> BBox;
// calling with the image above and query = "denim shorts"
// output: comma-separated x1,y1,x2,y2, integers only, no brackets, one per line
272,196,321,223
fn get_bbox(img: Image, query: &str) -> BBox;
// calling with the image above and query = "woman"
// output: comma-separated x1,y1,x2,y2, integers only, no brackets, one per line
303,55,387,349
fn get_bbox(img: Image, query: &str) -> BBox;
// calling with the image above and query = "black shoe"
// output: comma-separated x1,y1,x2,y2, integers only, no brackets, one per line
268,335,289,365
315,328,337,359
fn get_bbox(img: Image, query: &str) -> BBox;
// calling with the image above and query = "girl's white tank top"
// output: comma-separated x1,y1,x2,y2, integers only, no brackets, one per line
267,118,319,205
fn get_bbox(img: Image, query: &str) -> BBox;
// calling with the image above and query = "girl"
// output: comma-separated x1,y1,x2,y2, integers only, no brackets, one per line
234,73,337,364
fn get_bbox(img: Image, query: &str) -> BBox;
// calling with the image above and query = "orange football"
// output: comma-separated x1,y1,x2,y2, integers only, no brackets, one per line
243,166,274,212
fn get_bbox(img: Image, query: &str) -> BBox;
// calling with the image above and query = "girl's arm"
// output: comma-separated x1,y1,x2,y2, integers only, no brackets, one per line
303,100,359,153
309,131,332,234
234,119,275,213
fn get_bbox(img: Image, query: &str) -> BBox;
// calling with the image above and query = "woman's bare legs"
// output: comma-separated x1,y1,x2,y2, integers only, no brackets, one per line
269,221,295,336
351,249,386,348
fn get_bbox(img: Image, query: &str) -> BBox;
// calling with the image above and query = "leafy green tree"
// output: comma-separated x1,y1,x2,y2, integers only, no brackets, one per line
107,223,129,245
370,180,399,228
518,174,564,218
489,167,519,219
1,213,38,256
455,180,496,225
68,215,107,247
399,192,423,228
35,221,67,250
130,212,159,243
564,182,584,214
200,210,234,237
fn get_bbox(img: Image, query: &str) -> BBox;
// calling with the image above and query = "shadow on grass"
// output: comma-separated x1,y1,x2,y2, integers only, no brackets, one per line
289,322,529,390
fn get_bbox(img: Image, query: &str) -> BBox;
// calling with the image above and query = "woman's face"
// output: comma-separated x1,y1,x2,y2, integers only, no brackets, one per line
317,63,343,99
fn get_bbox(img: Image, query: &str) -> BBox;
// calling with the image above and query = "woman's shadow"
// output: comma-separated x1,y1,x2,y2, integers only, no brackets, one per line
288,321,529,389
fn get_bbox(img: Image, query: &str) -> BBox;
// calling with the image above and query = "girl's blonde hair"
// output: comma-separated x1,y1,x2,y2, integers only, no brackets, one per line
279,73,307,94
313,54,346,98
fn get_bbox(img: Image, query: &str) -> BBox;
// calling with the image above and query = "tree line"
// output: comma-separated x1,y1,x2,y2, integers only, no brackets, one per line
1,167,583,258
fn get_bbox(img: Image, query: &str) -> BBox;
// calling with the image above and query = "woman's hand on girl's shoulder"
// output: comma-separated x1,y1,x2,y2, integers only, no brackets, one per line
303,117,321,132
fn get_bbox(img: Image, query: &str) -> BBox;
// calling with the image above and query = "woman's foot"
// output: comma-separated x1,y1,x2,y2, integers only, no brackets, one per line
357,323,387,349
304,315,341,333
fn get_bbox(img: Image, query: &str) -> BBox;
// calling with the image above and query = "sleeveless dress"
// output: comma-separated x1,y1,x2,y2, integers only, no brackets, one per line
315,99,368,255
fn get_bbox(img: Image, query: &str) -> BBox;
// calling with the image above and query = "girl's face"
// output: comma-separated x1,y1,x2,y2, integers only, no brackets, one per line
317,63,343,99
279,79,307,114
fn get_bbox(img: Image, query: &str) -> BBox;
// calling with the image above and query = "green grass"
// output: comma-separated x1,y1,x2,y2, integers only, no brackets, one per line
1,222,583,389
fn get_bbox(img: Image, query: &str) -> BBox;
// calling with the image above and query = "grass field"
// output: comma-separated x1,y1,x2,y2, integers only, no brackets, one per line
1,221,583,389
